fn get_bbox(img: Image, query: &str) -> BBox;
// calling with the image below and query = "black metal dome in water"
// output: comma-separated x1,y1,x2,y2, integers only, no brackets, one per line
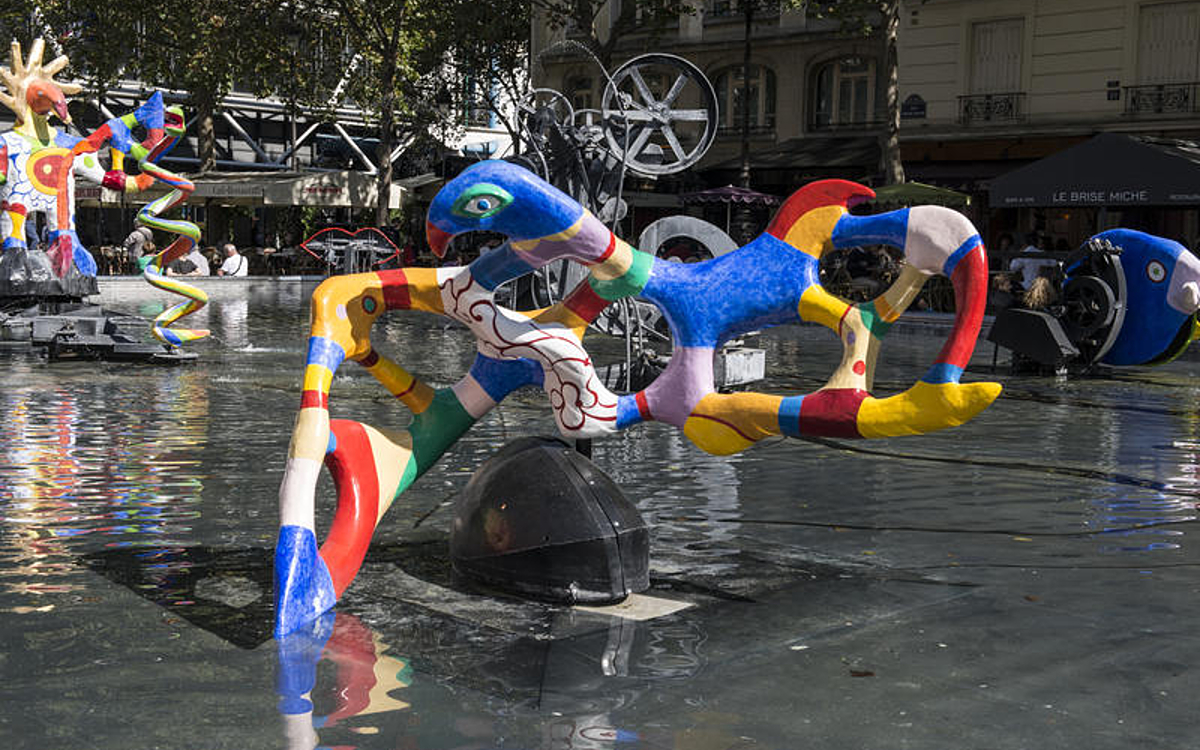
450,436,649,605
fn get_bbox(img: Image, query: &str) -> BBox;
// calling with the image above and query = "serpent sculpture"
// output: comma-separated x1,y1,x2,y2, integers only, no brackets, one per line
275,160,1002,636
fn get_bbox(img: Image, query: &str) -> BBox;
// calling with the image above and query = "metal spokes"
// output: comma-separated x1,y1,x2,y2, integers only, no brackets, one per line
601,54,718,176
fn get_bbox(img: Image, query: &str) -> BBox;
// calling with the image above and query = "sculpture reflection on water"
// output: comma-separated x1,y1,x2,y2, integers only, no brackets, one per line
0,39,207,362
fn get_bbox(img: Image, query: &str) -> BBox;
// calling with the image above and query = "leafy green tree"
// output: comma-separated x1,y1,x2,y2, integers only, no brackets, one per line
430,0,531,154
534,0,693,69
321,0,440,226
33,0,305,173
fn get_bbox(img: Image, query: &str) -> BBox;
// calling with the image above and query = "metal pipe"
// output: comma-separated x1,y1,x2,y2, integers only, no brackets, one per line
333,122,378,174
221,111,273,162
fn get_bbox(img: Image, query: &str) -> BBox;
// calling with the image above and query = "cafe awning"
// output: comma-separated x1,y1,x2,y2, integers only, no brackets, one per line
704,135,880,174
988,133,1200,208
868,181,971,208
81,170,439,209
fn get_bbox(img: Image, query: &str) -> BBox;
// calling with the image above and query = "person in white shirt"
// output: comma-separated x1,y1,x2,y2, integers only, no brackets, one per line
218,243,248,277
1008,233,1057,290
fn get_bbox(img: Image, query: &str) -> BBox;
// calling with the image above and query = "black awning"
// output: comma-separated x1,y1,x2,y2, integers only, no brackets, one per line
703,135,879,173
988,132,1200,207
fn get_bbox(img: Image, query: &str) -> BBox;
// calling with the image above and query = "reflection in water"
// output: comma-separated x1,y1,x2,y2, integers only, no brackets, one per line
0,374,210,605
9,287,1200,746
217,298,250,349
277,612,412,750
1086,391,1199,553
275,606,709,749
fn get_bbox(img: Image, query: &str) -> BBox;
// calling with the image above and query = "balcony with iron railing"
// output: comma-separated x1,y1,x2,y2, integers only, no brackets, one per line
957,92,1026,125
1124,82,1200,116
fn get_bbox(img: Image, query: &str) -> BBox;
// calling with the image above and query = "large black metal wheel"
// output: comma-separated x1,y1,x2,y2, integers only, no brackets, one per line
1062,275,1116,337
1060,237,1127,365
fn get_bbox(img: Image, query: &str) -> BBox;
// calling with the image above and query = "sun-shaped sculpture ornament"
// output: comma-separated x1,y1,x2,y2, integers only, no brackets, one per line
0,38,81,128
0,38,162,294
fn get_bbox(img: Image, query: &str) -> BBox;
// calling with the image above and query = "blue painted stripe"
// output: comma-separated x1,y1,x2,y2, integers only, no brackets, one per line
53,131,82,148
306,336,345,372
2,236,27,250
467,245,535,290
105,116,135,153
616,395,643,429
274,525,337,638
922,362,964,384
777,395,805,437
326,429,337,455
832,208,910,250
275,610,335,715
942,235,981,278
468,354,543,402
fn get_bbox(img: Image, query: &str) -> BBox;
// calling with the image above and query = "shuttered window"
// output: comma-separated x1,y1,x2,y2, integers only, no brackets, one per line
970,18,1024,94
1138,2,1200,84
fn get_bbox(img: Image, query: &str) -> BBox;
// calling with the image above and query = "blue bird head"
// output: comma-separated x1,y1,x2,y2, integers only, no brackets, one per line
425,160,584,257
1092,229,1200,365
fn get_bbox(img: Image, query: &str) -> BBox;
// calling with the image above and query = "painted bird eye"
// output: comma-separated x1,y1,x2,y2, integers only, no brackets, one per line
1147,260,1167,283
451,183,513,219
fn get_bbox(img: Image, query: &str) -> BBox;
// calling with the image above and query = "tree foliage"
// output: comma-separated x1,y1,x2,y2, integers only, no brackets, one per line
534,0,693,68
428,0,531,151
807,0,905,184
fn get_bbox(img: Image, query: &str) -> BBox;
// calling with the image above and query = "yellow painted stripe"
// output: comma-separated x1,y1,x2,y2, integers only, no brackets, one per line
782,205,845,258
874,295,898,323
683,392,783,456
857,380,1002,438
407,382,436,414
287,408,330,461
401,267,444,313
799,285,852,332
367,356,415,395
590,238,634,281
302,363,335,394
511,214,586,252
532,304,588,336
364,353,436,413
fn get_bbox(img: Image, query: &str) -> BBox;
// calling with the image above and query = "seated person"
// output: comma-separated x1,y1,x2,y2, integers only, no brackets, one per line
218,243,249,277
167,247,211,276
1021,276,1058,310
137,242,158,272
987,272,1018,313
1008,234,1058,290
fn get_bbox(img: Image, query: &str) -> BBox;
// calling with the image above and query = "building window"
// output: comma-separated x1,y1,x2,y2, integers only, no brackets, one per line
1124,2,1200,115
1137,2,1200,84
709,0,736,17
969,18,1023,94
707,0,778,20
811,57,875,129
715,65,776,132
565,74,594,111
462,74,493,128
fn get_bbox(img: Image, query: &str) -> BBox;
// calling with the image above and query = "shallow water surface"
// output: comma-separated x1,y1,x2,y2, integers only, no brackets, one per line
2,282,1200,749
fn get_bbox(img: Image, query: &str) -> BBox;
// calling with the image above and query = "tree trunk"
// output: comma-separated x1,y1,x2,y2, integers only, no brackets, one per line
375,111,394,228
879,0,905,185
196,100,217,174
375,68,397,227
738,0,754,189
